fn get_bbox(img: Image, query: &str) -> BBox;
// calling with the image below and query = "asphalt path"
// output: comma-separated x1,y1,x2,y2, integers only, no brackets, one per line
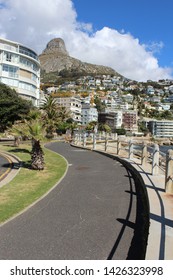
0,154,10,181
0,142,137,260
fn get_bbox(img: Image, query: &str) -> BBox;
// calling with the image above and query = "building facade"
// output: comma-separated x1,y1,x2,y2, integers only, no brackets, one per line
148,120,173,138
81,103,98,125
0,38,40,106
55,96,82,124
122,110,138,132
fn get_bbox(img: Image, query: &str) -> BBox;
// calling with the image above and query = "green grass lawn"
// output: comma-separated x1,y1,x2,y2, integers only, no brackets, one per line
0,142,67,223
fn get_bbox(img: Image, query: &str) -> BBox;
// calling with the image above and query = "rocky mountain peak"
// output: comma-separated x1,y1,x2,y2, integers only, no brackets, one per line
42,38,69,56
39,38,119,77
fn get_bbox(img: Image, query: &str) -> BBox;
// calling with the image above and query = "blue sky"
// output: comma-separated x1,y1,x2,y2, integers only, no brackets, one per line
73,0,173,68
0,0,172,81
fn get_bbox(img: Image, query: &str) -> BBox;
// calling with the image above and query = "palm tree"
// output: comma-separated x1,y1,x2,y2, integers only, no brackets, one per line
28,120,45,170
8,121,28,146
58,106,70,122
41,95,59,138
98,123,111,133
10,118,45,170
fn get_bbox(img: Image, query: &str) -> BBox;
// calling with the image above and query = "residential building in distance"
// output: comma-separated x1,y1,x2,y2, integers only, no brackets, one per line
122,110,138,133
98,112,117,130
147,85,155,95
0,37,40,106
55,96,82,124
81,103,98,125
102,109,123,128
98,110,123,131
148,120,173,138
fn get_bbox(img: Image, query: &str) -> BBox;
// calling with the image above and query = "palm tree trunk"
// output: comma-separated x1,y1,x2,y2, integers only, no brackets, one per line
31,138,44,170
14,136,20,147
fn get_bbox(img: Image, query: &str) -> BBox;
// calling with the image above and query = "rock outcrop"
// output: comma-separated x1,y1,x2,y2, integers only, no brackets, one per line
39,38,119,76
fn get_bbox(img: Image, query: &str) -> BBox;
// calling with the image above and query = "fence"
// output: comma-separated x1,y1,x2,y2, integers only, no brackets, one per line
73,132,173,194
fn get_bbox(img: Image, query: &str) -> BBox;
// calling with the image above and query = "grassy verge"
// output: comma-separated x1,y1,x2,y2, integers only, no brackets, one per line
0,142,67,224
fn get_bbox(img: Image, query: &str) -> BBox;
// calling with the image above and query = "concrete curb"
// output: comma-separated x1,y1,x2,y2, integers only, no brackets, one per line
0,151,21,188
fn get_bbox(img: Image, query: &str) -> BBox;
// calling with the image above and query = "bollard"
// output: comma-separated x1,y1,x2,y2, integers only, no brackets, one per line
129,140,133,160
105,133,108,151
142,142,147,166
152,144,159,175
93,133,96,150
165,149,173,193
117,138,121,155
74,133,77,144
79,133,81,144
75,134,78,144
83,133,86,147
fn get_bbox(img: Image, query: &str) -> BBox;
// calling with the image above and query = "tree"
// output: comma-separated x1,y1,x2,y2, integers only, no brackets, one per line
94,96,106,112
41,95,59,138
115,128,126,135
28,120,45,170
85,121,97,132
10,117,45,170
98,123,111,132
0,83,32,132
57,106,70,122
41,95,71,137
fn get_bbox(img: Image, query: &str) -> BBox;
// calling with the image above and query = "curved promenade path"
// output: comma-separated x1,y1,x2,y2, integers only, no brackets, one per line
0,142,137,260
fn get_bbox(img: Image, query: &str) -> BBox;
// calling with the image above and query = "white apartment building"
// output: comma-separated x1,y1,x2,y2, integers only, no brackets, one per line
81,103,98,125
55,96,82,124
0,37,40,106
103,109,123,128
148,120,173,138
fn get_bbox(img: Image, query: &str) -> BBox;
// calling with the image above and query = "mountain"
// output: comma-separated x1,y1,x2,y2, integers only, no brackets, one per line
39,38,120,80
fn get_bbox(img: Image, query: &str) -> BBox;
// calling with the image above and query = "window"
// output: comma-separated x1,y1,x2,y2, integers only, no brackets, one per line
19,81,36,92
1,77,18,87
6,52,12,62
32,73,37,81
3,52,19,63
19,46,38,61
20,57,39,71
2,64,19,78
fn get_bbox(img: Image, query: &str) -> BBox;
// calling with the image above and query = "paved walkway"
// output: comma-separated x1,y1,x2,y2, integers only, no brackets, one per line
0,142,137,260
82,141,173,260
1,141,172,259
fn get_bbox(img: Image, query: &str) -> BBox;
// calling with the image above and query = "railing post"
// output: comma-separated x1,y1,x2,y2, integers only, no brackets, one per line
79,133,81,144
129,140,133,160
152,144,159,175
99,132,101,141
73,133,77,144
83,133,86,147
142,142,147,166
165,149,173,193
117,138,121,155
105,133,108,151
93,133,96,150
